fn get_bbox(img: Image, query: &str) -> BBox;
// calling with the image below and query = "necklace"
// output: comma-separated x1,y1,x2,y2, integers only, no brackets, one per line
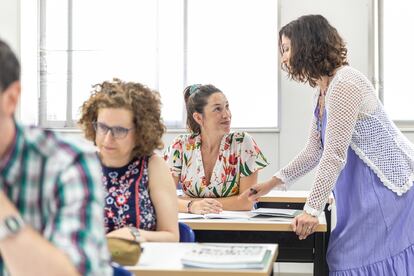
316,84,329,149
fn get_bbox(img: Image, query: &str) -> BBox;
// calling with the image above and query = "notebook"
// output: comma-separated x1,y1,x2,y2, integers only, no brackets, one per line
181,244,271,269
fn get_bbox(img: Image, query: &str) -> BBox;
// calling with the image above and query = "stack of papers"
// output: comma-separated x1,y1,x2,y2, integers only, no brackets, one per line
181,244,270,269
251,208,302,218
179,208,301,221
179,211,254,220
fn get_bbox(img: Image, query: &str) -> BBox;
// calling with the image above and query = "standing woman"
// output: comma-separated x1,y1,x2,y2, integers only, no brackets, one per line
164,84,269,214
242,15,414,275
79,79,179,242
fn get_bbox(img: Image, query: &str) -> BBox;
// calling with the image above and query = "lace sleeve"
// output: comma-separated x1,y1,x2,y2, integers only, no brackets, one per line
274,113,323,184
304,79,363,216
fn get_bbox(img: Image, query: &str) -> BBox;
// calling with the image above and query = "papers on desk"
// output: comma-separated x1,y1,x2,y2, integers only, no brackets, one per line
179,211,254,220
181,244,271,269
179,209,302,221
251,208,302,218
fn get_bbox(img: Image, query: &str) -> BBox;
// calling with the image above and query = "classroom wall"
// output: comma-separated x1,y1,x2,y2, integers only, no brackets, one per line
3,0,413,185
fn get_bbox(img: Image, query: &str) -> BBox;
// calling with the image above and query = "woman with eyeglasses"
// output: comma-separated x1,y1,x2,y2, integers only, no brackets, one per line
163,84,269,215
79,78,179,242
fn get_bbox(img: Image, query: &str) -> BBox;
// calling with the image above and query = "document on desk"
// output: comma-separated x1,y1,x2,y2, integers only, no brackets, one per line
181,244,271,269
251,208,302,218
179,211,255,220
179,209,300,221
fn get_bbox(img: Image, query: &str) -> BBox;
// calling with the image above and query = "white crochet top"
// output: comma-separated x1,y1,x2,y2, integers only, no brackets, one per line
274,66,414,216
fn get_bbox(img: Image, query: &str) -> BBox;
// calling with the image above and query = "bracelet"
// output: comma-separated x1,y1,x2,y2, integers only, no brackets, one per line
128,226,141,242
187,200,194,213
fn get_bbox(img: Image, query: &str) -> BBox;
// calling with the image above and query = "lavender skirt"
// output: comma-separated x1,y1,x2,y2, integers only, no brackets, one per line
319,110,414,275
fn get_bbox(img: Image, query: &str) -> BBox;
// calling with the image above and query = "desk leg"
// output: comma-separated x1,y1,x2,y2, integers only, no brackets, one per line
314,232,328,276
324,206,331,256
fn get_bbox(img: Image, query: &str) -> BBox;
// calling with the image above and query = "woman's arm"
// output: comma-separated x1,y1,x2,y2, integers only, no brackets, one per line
303,80,363,216
108,156,179,242
274,114,323,184
176,174,223,214
179,171,258,213
213,170,258,210
142,155,179,242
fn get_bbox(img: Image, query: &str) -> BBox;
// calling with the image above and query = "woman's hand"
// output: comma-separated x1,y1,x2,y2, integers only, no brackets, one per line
291,212,319,240
106,227,146,242
191,199,223,214
239,176,282,202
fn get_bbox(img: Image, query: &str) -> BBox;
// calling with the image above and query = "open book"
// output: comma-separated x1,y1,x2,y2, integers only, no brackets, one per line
179,209,301,221
181,244,271,269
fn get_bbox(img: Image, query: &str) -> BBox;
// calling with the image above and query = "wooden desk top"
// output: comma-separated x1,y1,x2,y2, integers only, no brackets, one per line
258,190,334,204
125,242,278,276
180,212,327,232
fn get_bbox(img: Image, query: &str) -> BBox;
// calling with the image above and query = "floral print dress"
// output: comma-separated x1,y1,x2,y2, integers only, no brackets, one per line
164,132,269,197
102,156,157,233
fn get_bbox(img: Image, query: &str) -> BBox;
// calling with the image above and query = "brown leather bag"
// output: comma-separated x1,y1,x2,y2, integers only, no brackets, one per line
107,237,142,266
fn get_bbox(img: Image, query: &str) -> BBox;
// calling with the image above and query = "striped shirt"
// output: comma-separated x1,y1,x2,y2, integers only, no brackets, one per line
0,122,112,276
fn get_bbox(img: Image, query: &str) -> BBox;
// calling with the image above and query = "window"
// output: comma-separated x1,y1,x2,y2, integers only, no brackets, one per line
21,0,278,128
379,0,414,121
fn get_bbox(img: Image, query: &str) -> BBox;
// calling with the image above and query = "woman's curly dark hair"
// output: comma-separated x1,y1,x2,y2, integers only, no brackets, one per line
78,78,165,157
279,14,349,87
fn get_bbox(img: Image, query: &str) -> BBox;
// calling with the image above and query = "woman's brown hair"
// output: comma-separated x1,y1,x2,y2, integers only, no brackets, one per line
79,78,165,157
183,84,222,134
279,14,349,87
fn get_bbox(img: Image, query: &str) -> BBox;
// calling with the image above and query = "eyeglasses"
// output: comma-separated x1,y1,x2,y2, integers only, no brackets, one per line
93,122,134,139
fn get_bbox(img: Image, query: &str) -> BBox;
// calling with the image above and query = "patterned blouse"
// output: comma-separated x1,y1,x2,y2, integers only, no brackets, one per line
102,156,157,233
164,132,269,197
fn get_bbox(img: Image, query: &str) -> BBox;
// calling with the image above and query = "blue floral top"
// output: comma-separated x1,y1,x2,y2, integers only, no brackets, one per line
102,156,157,233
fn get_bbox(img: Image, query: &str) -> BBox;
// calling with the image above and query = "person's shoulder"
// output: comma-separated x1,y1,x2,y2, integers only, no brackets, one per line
177,132,197,140
173,133,199,144
227,131,250,142
148,154,171,175
335,66,368,84
149,153,164,164
22,125,96,163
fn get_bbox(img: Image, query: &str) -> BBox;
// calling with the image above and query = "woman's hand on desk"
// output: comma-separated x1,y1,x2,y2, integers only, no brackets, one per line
239,176,283,202
291,212,319,240
191,199,223,215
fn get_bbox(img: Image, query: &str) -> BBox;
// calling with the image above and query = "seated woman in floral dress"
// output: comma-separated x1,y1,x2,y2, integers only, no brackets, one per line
79,79,178,242
164,84,269,214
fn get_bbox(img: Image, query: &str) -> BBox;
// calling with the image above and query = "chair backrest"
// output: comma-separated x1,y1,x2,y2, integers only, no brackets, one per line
112,262,133,276
179,222,195,242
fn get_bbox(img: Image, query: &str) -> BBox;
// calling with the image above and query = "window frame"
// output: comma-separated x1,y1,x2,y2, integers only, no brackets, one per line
26,0,281,130
376,0,414,128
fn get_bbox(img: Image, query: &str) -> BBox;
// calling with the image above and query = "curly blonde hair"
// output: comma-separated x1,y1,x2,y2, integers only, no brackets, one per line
79,78,165,157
